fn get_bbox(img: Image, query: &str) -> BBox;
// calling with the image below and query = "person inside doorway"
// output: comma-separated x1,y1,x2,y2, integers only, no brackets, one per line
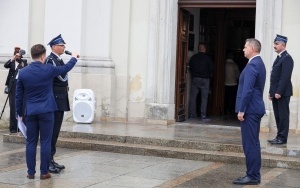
188,43,213,120
224,52,240,115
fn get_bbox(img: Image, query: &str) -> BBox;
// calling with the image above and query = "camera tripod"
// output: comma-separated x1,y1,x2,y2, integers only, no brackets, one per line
0,70,18,120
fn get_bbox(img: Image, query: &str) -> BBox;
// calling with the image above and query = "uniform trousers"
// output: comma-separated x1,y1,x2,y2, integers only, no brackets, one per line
51,111,64,158
26,112,54,175
272,96,290,142
241,113,263,180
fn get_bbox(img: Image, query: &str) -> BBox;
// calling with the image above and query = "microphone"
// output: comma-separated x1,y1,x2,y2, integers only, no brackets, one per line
65,50,80,58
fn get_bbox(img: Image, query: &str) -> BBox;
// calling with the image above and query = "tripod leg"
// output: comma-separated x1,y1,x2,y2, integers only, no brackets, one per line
1,72,18,120
0,94,9,119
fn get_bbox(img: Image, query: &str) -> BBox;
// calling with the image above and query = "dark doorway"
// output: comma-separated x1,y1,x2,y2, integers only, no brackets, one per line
200,8,256,117
175,6,255,125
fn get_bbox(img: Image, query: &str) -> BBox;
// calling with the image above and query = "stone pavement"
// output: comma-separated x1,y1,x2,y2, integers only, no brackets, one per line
0,130,300,188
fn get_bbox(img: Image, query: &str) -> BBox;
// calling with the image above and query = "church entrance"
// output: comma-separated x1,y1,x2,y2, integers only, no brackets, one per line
175,1,256,125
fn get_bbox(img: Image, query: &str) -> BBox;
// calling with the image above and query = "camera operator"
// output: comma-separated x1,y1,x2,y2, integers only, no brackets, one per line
4,47,27,133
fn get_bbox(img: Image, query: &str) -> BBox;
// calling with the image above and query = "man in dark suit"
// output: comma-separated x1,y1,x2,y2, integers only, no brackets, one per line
4,47,27,133
46,34,73,173
268,34,294,145
15,44,79,180
233,38,266,185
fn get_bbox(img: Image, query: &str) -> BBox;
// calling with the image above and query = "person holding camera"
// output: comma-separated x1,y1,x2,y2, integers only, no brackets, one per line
4,47,27,133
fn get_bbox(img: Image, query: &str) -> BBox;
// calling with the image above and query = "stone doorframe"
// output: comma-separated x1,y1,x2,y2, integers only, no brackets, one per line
256,0,283,132
145,0,285,129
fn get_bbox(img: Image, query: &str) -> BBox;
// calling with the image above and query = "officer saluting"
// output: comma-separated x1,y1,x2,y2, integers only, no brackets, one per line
46,34,73,173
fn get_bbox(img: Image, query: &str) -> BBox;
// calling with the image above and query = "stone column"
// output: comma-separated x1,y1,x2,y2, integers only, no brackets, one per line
255,0,282,132
75,0,115,121
297,87,300,134
145,0,178,125
44,0,114,121
75,0,114,72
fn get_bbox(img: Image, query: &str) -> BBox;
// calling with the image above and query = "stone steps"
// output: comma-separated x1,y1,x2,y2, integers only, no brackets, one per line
3,132,300,169
58,131,300,158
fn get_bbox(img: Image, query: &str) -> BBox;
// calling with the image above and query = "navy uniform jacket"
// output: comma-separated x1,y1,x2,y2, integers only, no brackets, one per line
269,51,294,97
15,58,77,116
45,52,70,111
235,56,266,114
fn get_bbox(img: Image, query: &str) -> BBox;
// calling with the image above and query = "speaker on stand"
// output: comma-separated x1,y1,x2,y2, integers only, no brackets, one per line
73,89,95,123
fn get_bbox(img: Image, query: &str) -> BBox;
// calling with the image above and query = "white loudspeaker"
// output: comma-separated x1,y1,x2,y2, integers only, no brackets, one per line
73,89,95,123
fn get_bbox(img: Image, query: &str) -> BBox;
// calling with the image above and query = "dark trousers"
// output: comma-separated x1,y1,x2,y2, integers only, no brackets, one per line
51,111,64,158
8,80,17,132
272,96,290,142
224,85,237,114
189,77,210,117
241,114,263,180
25,112,54,175
8,79,26,132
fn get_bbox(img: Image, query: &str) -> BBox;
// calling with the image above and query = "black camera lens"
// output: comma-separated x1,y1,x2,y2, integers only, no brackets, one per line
19,49,26,56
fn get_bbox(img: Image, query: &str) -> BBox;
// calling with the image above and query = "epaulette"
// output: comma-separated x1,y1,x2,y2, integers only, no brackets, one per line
45,56,53,64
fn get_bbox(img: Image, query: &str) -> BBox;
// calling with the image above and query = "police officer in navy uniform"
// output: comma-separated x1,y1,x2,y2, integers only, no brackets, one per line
46,34,71,173
268,34,294,145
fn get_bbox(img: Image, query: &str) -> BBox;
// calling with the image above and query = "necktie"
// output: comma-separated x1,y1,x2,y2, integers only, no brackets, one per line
274,55,280,63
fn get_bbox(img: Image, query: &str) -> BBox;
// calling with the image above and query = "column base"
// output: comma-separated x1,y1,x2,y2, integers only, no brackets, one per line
145,103,175,125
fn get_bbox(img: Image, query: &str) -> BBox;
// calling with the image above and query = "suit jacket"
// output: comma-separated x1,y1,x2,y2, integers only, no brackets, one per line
269,51,294,97
4,59,28,86
15,58,77,116
235,56,266,115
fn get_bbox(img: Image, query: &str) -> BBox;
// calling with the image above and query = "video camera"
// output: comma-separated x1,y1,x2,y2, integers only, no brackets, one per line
16,49,26,63
19,49,26,56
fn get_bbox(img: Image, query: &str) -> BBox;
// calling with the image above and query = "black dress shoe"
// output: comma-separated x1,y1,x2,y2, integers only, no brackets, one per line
270,139,286,145
233,176,260,185
49,164,61,174
267,138,277,143
52,160,65,170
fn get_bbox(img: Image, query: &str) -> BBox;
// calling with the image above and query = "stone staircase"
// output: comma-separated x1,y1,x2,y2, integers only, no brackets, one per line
3,131,300,169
